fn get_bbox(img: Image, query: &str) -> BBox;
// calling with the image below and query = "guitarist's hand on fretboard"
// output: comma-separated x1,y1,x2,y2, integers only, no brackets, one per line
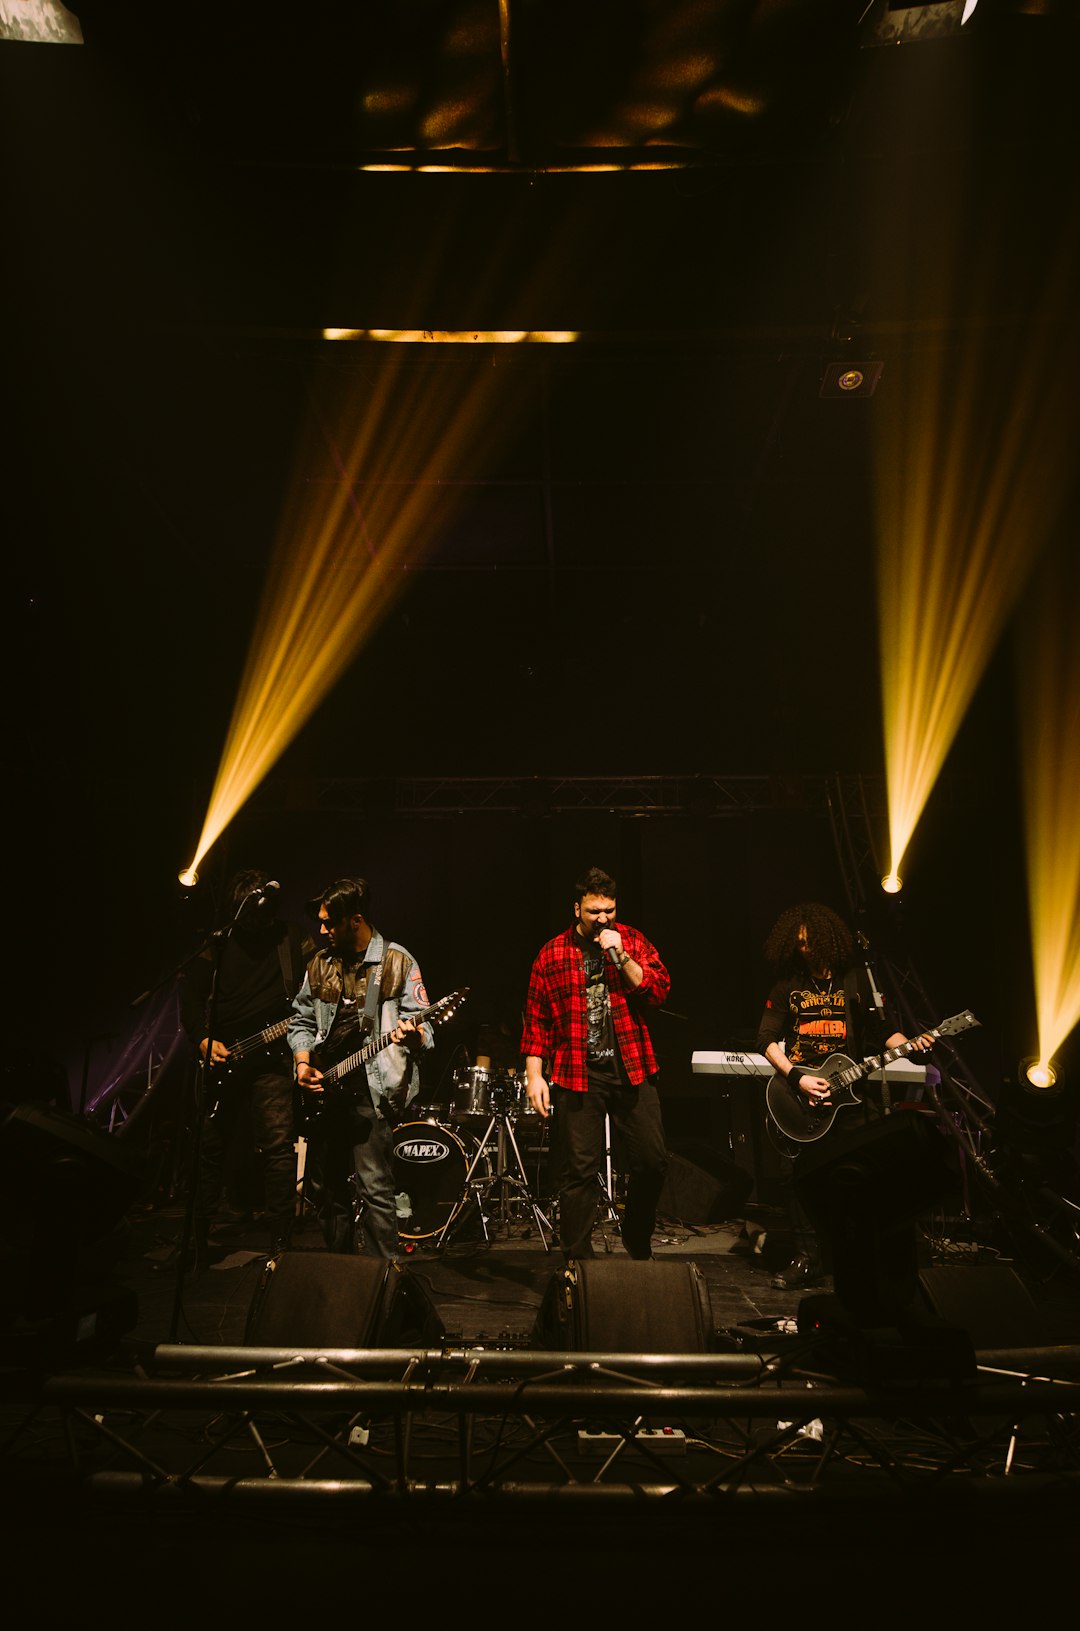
390,1016,425,1052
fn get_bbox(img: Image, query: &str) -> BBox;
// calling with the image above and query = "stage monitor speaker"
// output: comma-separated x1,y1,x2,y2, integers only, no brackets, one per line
659,1141,753,1225
917,1265,1047,1350
533,1258,714,1353
245,1252,444,1348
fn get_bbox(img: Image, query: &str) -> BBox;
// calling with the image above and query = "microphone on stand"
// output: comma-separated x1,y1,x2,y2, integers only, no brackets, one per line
237,879,281,920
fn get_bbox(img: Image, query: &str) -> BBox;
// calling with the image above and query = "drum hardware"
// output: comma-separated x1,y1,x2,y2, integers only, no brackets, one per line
451,1065,535,1126
435,1101,555,1253
596,1112,622,1234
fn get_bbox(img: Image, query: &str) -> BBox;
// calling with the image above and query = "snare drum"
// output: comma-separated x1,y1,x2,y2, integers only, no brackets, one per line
392,1119,483,1241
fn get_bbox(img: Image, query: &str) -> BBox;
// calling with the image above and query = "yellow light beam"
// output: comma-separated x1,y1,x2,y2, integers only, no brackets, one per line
1018,544,1080,1073
181,182,591,880
875,203,1079,885
182,347,523,874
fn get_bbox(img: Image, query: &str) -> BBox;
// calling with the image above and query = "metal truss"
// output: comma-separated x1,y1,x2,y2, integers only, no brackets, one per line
6,1341,1078,1506
254,773,873,819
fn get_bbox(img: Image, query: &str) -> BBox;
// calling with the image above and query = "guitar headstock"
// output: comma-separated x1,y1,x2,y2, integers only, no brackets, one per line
425,987,469,1026
937,1010,980,1037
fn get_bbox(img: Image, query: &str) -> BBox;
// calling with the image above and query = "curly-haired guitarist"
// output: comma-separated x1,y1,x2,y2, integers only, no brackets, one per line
756,901,933,1290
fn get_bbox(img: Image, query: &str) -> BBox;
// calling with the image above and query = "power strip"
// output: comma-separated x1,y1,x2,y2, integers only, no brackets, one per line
577,1428,687,1457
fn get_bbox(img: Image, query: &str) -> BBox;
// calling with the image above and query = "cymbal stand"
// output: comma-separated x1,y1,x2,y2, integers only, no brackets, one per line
437,1107,554,1252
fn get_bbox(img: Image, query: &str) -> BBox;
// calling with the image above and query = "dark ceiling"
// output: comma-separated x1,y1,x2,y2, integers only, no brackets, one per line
3,3,1077,1077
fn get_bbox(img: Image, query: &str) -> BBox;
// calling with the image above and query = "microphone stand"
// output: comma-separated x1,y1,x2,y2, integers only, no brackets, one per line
168,892,258,1341
857,932,893,1117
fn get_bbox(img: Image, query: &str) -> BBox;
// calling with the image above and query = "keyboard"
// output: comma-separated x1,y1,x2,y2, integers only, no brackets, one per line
691,1049,926,1082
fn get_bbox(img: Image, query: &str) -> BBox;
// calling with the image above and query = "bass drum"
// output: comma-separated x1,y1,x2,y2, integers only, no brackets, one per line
392,1119,482,1242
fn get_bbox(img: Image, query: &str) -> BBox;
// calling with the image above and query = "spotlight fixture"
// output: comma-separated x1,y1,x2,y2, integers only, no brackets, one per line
820,361,884,399
1020,1057,1060,1093
881,872,903,894
178,866,199,887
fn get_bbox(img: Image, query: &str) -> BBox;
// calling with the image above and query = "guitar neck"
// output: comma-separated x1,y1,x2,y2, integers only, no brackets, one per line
323,1025,400,1085
217,1017,290,1064
316,990,467,1090
846,1030,936,1086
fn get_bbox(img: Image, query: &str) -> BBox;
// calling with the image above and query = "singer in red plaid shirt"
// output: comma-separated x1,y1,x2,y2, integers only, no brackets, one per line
521,866,671,1261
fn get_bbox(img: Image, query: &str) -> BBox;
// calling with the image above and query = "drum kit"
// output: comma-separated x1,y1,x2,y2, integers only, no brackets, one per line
391,1064,556,1251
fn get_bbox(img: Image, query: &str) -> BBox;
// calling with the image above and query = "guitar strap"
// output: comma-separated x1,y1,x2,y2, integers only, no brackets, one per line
362,949,385,1039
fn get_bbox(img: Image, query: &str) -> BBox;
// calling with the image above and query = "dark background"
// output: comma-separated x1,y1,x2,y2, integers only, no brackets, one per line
3,3,1076,1118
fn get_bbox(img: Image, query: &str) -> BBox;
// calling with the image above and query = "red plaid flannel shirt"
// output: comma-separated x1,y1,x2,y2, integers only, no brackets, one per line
519,922,670,1093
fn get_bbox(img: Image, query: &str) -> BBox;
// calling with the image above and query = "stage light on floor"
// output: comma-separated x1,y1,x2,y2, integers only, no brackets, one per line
881,872,903,895
1020,1058,1059,1093
177,866,198,888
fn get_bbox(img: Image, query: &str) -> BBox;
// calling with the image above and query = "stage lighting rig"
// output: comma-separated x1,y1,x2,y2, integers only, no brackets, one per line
1019,1057,1061,1094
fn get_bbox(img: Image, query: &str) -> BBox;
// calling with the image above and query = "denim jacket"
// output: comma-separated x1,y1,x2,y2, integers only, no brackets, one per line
287,929,434,1115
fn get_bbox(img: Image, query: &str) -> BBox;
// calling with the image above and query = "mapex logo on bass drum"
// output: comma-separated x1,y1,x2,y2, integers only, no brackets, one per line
396,1139,450,1163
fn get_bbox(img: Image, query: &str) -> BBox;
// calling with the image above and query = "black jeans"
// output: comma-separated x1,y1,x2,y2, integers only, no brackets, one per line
552,1077,668,1261
196,1064,297,1240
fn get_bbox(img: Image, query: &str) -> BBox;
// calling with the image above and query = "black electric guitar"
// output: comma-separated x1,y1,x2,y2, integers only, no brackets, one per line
207,1017,291,1077
764,1010,980,1145
305,988,469,1121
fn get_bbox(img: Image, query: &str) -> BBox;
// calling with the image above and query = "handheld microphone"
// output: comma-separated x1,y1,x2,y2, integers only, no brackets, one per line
606,944,623,968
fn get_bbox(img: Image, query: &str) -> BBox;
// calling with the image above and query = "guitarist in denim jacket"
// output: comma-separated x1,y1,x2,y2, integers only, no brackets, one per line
289,877,434,1257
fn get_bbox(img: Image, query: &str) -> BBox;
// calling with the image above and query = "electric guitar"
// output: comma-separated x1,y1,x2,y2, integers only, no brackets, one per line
207,1017,291,1075
764,1010,980,1145
305,988,469,1120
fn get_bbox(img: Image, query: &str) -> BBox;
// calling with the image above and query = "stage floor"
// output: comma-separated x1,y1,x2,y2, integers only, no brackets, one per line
3,1189,1080,1616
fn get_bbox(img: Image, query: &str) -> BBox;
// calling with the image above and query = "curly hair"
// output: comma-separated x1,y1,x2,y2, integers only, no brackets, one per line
763,902,853,974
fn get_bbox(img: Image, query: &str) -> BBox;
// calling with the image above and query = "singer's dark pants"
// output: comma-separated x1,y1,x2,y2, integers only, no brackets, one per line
552,1077,668,1261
